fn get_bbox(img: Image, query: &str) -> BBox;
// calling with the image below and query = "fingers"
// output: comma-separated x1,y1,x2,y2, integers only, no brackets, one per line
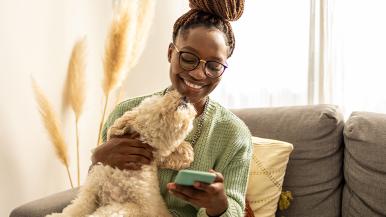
209,169,224,183
167,183,204,204
117,154,152,165
168,182,210,198
116,145,154,161
191,169,224,193
167,170,228,214
123,162,142,170
111,136,155,151
168,169,225,196
93,135,155,170
110,131,140,139
109,137,154,157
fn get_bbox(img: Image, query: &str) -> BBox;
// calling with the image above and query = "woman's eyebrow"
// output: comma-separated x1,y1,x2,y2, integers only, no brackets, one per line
181,45,198,52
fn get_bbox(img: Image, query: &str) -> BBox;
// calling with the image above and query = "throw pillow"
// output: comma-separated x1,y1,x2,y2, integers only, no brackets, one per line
246,136,293,217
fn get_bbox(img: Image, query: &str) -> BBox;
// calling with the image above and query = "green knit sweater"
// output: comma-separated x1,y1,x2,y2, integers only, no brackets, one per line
102,90,252,217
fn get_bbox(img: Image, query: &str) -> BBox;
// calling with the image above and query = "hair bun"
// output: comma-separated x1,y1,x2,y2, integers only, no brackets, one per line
189,0,245,21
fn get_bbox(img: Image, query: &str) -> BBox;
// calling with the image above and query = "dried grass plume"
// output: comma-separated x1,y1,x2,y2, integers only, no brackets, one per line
115,0,156,104
128,0,156,69
97,2,137,146
32,78,74,188
62,37,87,119
102,7,134,96
62,38,87,186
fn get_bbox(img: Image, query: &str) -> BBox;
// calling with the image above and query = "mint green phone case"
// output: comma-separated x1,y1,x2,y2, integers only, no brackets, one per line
174,169,216,186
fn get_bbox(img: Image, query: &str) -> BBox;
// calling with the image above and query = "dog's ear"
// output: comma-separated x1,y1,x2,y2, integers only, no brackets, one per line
167,43,173,63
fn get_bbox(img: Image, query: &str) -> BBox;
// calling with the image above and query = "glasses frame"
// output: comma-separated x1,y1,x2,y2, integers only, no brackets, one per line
171,42,228,78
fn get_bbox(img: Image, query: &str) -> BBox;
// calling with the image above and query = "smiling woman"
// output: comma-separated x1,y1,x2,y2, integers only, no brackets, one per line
91,0,253,216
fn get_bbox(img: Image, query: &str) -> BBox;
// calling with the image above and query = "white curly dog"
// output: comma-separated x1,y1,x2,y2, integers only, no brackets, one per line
46,90,196,217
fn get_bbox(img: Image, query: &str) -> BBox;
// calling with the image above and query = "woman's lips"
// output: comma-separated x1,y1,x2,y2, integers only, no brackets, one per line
183,79,204,89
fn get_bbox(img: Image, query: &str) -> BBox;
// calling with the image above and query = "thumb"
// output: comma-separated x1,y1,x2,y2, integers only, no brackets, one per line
209,169,224,183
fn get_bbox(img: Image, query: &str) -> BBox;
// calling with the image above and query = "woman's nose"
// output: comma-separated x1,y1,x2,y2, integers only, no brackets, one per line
188,61,206,80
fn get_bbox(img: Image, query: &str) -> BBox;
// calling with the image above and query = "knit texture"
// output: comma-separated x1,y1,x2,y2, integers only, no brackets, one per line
102,89,252,217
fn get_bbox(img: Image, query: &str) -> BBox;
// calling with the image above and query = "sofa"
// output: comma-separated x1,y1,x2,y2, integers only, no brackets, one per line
10,104,386,217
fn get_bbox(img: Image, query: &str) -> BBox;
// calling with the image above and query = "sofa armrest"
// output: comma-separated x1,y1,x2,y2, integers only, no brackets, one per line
10,188,78,217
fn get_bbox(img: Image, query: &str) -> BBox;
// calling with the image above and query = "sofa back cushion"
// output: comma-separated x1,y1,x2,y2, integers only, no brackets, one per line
342,111,386,217
232,105,344,217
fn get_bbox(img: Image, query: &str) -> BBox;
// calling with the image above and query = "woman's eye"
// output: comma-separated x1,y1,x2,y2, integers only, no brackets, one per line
207,62,222,71
182,58,196,63
181,53,197,63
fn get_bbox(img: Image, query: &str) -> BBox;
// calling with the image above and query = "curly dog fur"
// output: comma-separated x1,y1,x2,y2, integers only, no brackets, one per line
46,90,196,217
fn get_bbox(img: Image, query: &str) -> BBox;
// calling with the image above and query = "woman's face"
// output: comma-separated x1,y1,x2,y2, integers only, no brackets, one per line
168,26,229,105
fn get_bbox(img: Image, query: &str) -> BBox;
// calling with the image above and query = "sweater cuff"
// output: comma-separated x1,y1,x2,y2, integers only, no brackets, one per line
197,203,238,217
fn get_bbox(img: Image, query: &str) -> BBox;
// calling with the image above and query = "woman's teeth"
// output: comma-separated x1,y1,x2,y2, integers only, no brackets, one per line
184,80,203,89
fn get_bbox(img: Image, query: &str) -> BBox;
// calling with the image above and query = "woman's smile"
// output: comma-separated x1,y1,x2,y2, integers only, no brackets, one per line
182,78,205,90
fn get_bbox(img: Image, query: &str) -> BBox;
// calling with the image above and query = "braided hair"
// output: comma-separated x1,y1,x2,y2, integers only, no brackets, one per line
173,0,245,58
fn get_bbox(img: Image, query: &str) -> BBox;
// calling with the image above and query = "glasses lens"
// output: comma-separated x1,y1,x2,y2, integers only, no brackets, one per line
205,61,225,77
179,52,199,71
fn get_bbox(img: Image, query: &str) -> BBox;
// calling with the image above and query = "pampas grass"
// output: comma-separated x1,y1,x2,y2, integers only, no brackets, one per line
115,0,156,104
127,0,155,69
102,11,132,96
31,0,156,189
96,2,137,146
62,38,87,186
32,78,74,188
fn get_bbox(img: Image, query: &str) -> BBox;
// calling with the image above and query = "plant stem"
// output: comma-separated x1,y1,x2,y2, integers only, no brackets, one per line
75,117,80,186
66,164,74,188
96,94,109,146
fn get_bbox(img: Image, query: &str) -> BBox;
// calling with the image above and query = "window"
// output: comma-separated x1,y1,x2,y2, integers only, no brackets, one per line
212,0,310,108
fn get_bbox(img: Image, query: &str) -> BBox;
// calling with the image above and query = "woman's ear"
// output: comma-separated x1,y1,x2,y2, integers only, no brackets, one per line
167,43,173,63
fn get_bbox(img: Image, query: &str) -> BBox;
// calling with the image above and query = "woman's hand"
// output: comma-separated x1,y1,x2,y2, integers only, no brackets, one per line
91,132,154,170
167,169,228,216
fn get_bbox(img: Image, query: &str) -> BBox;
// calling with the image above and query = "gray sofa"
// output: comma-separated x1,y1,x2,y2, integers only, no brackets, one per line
10,104,386,217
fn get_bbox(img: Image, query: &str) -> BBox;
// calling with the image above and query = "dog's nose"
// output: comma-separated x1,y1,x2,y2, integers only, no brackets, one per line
182,96,189,103
178,96,189,109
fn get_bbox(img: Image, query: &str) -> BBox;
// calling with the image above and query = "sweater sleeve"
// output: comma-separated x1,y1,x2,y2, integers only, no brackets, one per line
197,120,253,217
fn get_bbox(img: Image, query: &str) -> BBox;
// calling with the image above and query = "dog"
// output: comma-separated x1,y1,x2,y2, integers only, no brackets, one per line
46,90,196,217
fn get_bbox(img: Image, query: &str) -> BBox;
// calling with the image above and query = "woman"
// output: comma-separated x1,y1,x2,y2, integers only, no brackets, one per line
92,0,252,216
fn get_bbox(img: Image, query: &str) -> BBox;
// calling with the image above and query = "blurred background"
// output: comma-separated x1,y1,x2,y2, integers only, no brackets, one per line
1,0,386,216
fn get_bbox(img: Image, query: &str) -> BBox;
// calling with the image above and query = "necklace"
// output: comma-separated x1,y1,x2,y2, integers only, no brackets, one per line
189,96,209,146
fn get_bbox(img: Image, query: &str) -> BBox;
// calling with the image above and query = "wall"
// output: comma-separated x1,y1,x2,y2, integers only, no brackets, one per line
0,0,188,215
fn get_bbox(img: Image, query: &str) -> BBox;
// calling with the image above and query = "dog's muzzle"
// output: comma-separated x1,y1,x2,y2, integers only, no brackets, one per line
178,96,189,109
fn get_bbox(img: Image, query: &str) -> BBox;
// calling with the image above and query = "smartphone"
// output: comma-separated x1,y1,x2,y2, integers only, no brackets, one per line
174,169,216,186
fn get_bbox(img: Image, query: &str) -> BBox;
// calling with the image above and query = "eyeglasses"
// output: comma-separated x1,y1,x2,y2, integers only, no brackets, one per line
171,42,228,78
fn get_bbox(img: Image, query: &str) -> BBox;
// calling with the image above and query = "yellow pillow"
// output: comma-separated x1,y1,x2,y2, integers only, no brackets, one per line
246,136,293,217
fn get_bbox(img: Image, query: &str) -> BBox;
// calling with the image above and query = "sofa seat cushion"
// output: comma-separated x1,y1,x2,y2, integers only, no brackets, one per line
10,188,78,217
232,105,344,217
343,111,386,217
